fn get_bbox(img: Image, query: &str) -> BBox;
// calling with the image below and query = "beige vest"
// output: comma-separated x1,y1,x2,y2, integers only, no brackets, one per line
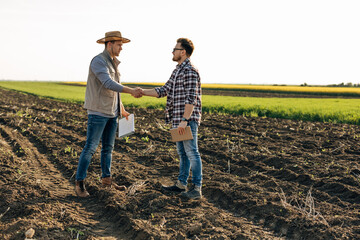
84,50,121,116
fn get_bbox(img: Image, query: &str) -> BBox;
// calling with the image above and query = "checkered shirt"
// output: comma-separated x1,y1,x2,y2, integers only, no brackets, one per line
155,58,202,128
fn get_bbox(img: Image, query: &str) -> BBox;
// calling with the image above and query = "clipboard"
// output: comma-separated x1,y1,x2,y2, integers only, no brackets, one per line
170,126,193,142
118,114,135,138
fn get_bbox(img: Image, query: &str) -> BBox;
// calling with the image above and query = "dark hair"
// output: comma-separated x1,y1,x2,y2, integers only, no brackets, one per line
105,41,115,48
177,38,194,57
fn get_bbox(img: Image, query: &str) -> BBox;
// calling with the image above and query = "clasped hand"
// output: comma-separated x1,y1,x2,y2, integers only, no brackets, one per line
131,87,144,98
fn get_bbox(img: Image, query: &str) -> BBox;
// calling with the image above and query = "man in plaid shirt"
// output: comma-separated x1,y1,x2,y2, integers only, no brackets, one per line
142,38,203,199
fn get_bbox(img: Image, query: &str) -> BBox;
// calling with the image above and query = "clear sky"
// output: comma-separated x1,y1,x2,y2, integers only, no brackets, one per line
1,0,359,85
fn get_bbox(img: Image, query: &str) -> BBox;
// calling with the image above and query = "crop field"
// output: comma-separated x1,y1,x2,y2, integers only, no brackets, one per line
0,83,359,239
1,81,360,125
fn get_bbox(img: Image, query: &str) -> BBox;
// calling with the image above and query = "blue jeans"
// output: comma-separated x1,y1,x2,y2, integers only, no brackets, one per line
76,115,118,181
176,121,202,187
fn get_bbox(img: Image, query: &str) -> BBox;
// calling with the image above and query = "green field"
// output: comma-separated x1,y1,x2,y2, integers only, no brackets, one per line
1,81,360,125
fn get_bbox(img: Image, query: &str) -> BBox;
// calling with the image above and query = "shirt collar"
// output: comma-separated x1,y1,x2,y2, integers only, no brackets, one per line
176,58,190,70
103,49,121,68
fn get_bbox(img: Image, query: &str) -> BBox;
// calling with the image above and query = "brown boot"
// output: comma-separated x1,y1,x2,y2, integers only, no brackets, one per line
102,177,127,191
75,180,90,197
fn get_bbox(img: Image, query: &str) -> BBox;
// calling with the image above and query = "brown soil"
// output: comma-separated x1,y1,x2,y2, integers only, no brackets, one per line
0,88,359,240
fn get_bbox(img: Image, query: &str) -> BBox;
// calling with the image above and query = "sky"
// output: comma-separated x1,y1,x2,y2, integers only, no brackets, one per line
1,0,360,85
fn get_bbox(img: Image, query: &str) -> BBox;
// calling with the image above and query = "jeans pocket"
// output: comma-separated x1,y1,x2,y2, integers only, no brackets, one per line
88,115,107,126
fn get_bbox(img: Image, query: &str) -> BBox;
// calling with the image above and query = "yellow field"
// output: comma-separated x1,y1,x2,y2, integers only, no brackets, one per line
64,81,360,95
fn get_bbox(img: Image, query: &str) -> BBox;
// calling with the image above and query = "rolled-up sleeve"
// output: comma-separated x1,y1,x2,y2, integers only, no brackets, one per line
90,57,124,92
184,69,200,105
155,79,173,98
155,86,167,98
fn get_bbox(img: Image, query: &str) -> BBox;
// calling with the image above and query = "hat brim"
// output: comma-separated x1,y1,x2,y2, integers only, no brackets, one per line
96,36,131,44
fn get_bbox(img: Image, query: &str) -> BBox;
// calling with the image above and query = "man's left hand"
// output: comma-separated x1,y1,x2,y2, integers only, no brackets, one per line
178,121,187,135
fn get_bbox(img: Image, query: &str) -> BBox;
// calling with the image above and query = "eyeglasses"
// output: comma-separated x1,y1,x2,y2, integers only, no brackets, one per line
172,48,184,52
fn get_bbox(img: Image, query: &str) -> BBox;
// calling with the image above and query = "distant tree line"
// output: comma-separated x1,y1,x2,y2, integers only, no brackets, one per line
300,82,360,87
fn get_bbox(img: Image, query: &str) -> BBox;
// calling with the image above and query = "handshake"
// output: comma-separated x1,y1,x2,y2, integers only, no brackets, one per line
130,87,144,98
127,86,158,98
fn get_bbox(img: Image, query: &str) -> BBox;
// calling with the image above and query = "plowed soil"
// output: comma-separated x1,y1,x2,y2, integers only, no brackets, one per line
0,88,359,240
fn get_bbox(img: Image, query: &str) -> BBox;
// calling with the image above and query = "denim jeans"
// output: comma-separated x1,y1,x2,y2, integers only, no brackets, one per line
176,121,202,187
76,114,118,181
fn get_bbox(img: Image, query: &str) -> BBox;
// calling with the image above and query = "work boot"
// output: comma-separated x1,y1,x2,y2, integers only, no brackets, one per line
75,180,90,197
161,180,187,193
102,177,127,191
181,185,202,199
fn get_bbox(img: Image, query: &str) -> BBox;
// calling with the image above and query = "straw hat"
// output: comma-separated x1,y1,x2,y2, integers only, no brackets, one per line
96,31,130,44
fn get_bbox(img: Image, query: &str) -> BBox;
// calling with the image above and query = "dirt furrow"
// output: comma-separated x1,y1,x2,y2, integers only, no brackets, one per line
0,123,128,239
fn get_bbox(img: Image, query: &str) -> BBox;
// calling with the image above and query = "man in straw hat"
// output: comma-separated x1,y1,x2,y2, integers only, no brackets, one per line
141,38,203,199
75,31,142,197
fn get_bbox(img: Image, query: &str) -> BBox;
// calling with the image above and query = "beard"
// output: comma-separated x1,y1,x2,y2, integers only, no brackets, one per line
110,46,120,57
113,49,120,57
172,55,181,62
